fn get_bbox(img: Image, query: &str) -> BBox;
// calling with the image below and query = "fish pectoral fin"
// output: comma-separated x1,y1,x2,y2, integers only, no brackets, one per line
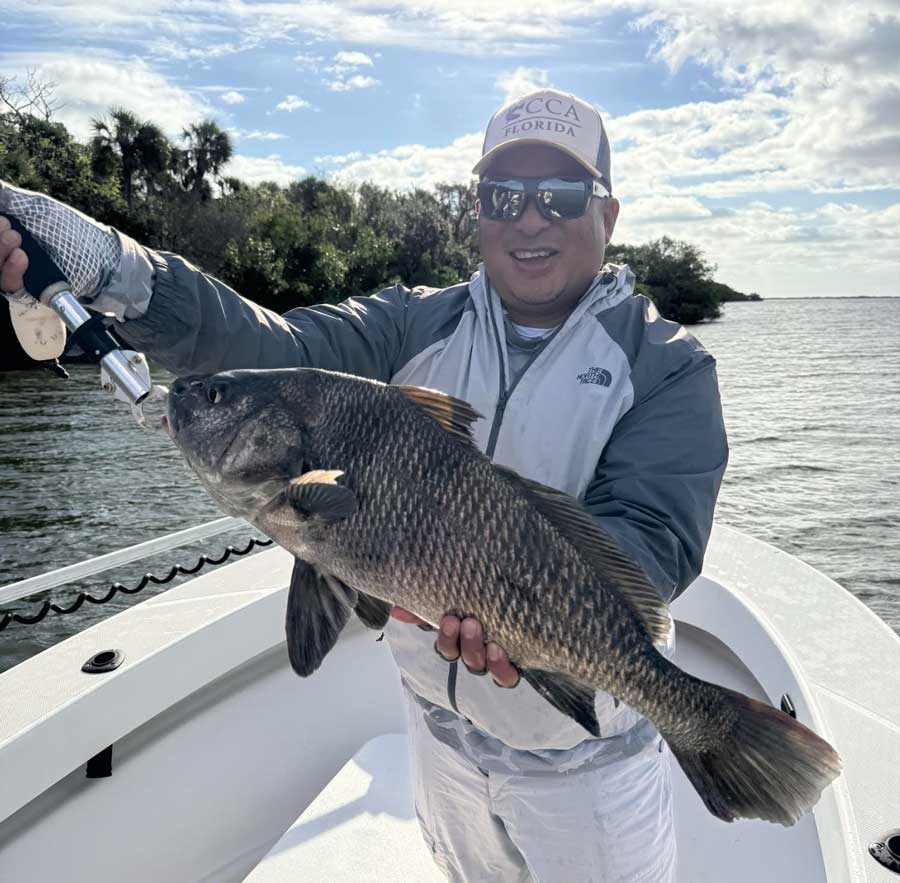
287,470,357,523
355,592,392,630
521,669,600,737
285,558,355,677
396,385,482,446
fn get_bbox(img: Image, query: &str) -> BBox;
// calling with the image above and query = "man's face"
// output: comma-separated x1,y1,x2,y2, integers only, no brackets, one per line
477,144,619,327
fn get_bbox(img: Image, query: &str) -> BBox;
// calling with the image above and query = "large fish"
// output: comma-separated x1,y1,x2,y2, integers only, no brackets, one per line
165,367,841,826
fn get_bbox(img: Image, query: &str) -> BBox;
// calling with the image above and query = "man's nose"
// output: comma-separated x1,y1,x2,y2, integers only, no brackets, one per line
513,196,552,234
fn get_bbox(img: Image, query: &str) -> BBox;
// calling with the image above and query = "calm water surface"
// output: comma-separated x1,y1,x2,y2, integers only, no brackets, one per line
1,297,898,672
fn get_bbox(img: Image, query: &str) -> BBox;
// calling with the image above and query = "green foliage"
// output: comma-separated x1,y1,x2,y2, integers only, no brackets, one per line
608,237,730,324
0,98,754,327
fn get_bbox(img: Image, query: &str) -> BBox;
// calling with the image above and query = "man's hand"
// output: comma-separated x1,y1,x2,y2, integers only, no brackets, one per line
0,181,153,321
390,606,520,688
0,216,27,295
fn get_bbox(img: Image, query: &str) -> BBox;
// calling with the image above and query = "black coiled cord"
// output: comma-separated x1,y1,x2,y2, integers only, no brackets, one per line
0,537,273,632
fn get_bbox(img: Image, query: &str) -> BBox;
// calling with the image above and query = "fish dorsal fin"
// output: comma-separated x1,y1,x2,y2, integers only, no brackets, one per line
397,385,482,446
495,466,671,645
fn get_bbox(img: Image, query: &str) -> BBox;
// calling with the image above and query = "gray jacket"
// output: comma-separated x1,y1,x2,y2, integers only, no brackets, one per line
119,249,728,752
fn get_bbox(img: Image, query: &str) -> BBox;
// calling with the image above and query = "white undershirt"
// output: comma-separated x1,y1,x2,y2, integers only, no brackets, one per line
509,321,557,340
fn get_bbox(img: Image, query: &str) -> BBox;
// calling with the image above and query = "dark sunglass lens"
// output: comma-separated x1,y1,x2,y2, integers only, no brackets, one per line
479,180,525,220
537,179,588,219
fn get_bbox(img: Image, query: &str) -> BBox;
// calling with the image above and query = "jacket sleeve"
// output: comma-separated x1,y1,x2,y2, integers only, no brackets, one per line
115,248,410,380
582,339,729,603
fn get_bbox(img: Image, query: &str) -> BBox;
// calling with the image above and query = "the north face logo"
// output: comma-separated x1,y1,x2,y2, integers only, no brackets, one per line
577,367,612,387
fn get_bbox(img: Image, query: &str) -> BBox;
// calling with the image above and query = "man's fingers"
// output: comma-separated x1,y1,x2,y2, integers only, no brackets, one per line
435,615,461,661
0,217,28,293
0,223,21,261
460,617,486,673
0,246,28,294
486,642,520,688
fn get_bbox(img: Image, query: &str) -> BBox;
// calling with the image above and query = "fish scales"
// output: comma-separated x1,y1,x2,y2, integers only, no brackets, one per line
315,377,632,684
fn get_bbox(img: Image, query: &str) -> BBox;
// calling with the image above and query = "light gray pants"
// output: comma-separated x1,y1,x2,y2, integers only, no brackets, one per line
407,701,677,883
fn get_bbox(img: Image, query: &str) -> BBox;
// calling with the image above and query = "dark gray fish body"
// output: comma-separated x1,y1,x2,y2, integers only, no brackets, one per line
167,367,841,827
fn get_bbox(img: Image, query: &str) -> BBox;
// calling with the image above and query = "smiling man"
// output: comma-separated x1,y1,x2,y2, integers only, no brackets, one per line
0,88,727,882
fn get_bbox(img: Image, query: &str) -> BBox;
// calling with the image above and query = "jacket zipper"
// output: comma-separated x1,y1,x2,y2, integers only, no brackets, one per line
447,288,517,718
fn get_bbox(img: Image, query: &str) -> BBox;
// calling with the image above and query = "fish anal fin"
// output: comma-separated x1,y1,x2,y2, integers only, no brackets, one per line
397,385,482,445
494,465,671,646
285,558,355,677
355,592,392,630
287,470,357,523
522,669,600,737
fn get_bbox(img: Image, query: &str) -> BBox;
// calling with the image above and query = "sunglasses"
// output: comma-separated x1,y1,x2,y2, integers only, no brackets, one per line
477,177,610,222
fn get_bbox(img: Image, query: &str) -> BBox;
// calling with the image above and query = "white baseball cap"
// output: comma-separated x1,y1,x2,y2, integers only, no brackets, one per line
473,88,612,195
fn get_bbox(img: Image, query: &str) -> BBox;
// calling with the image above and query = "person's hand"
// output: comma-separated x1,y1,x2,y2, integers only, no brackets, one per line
0,180,152,321
0,215,28,296
390,606,520,688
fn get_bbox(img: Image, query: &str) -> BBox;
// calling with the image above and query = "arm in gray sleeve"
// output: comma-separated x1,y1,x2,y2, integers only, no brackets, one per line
583,350,728,602
115,248,409,379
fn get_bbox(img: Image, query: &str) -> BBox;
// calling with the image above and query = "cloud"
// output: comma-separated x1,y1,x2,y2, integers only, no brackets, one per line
614,195,900,298
326,132,482,190
228,128,289,141
314,150,364,164
275,94,311,112
626,195,713,221
224,153,307,186
333,50,373,67
294,52,325,68
220,90,245,104
619,1,900,192
496,67,550,103
323,50,379,91
325,74,379,92
0,51,212,139
6,0,595,58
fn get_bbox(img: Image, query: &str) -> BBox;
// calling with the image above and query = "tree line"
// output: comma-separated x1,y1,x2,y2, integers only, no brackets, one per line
0,74,756,369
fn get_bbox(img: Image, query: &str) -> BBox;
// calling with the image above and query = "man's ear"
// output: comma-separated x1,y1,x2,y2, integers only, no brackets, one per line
474,197,481,219
604,198,621,244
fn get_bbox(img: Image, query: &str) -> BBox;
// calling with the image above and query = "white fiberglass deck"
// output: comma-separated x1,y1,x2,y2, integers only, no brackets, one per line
0,524,898,882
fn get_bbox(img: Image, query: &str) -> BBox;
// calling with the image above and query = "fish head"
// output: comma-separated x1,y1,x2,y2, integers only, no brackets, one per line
164,368,325,518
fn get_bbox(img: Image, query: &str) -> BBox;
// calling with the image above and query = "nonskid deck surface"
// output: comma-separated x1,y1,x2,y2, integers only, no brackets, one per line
247,623,826,883
245,734,444,883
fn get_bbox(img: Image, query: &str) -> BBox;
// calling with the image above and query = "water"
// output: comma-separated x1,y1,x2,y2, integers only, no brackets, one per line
0,297,898,672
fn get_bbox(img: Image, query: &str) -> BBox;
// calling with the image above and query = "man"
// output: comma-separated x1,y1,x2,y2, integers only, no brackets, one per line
0,88,728,881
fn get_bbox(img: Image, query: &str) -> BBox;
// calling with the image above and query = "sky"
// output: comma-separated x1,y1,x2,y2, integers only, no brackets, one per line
1,1,898,298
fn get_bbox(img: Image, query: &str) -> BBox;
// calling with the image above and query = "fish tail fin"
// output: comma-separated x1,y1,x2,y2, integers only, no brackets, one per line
665,686,842,826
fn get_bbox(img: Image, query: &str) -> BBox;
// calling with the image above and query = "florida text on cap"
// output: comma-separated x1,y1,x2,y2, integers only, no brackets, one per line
473,89,612,197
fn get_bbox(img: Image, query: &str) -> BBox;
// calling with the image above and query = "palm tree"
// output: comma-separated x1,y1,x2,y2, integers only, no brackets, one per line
90,109,170,210
181,120,233,200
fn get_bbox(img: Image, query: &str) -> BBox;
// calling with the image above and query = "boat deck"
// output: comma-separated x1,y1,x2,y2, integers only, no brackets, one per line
2,525,899,881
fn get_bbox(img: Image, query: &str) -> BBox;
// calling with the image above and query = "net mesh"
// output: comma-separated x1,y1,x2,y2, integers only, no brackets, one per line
0,183,121,299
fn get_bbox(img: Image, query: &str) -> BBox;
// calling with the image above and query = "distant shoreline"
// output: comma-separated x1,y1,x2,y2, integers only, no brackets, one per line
730,295,899,301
